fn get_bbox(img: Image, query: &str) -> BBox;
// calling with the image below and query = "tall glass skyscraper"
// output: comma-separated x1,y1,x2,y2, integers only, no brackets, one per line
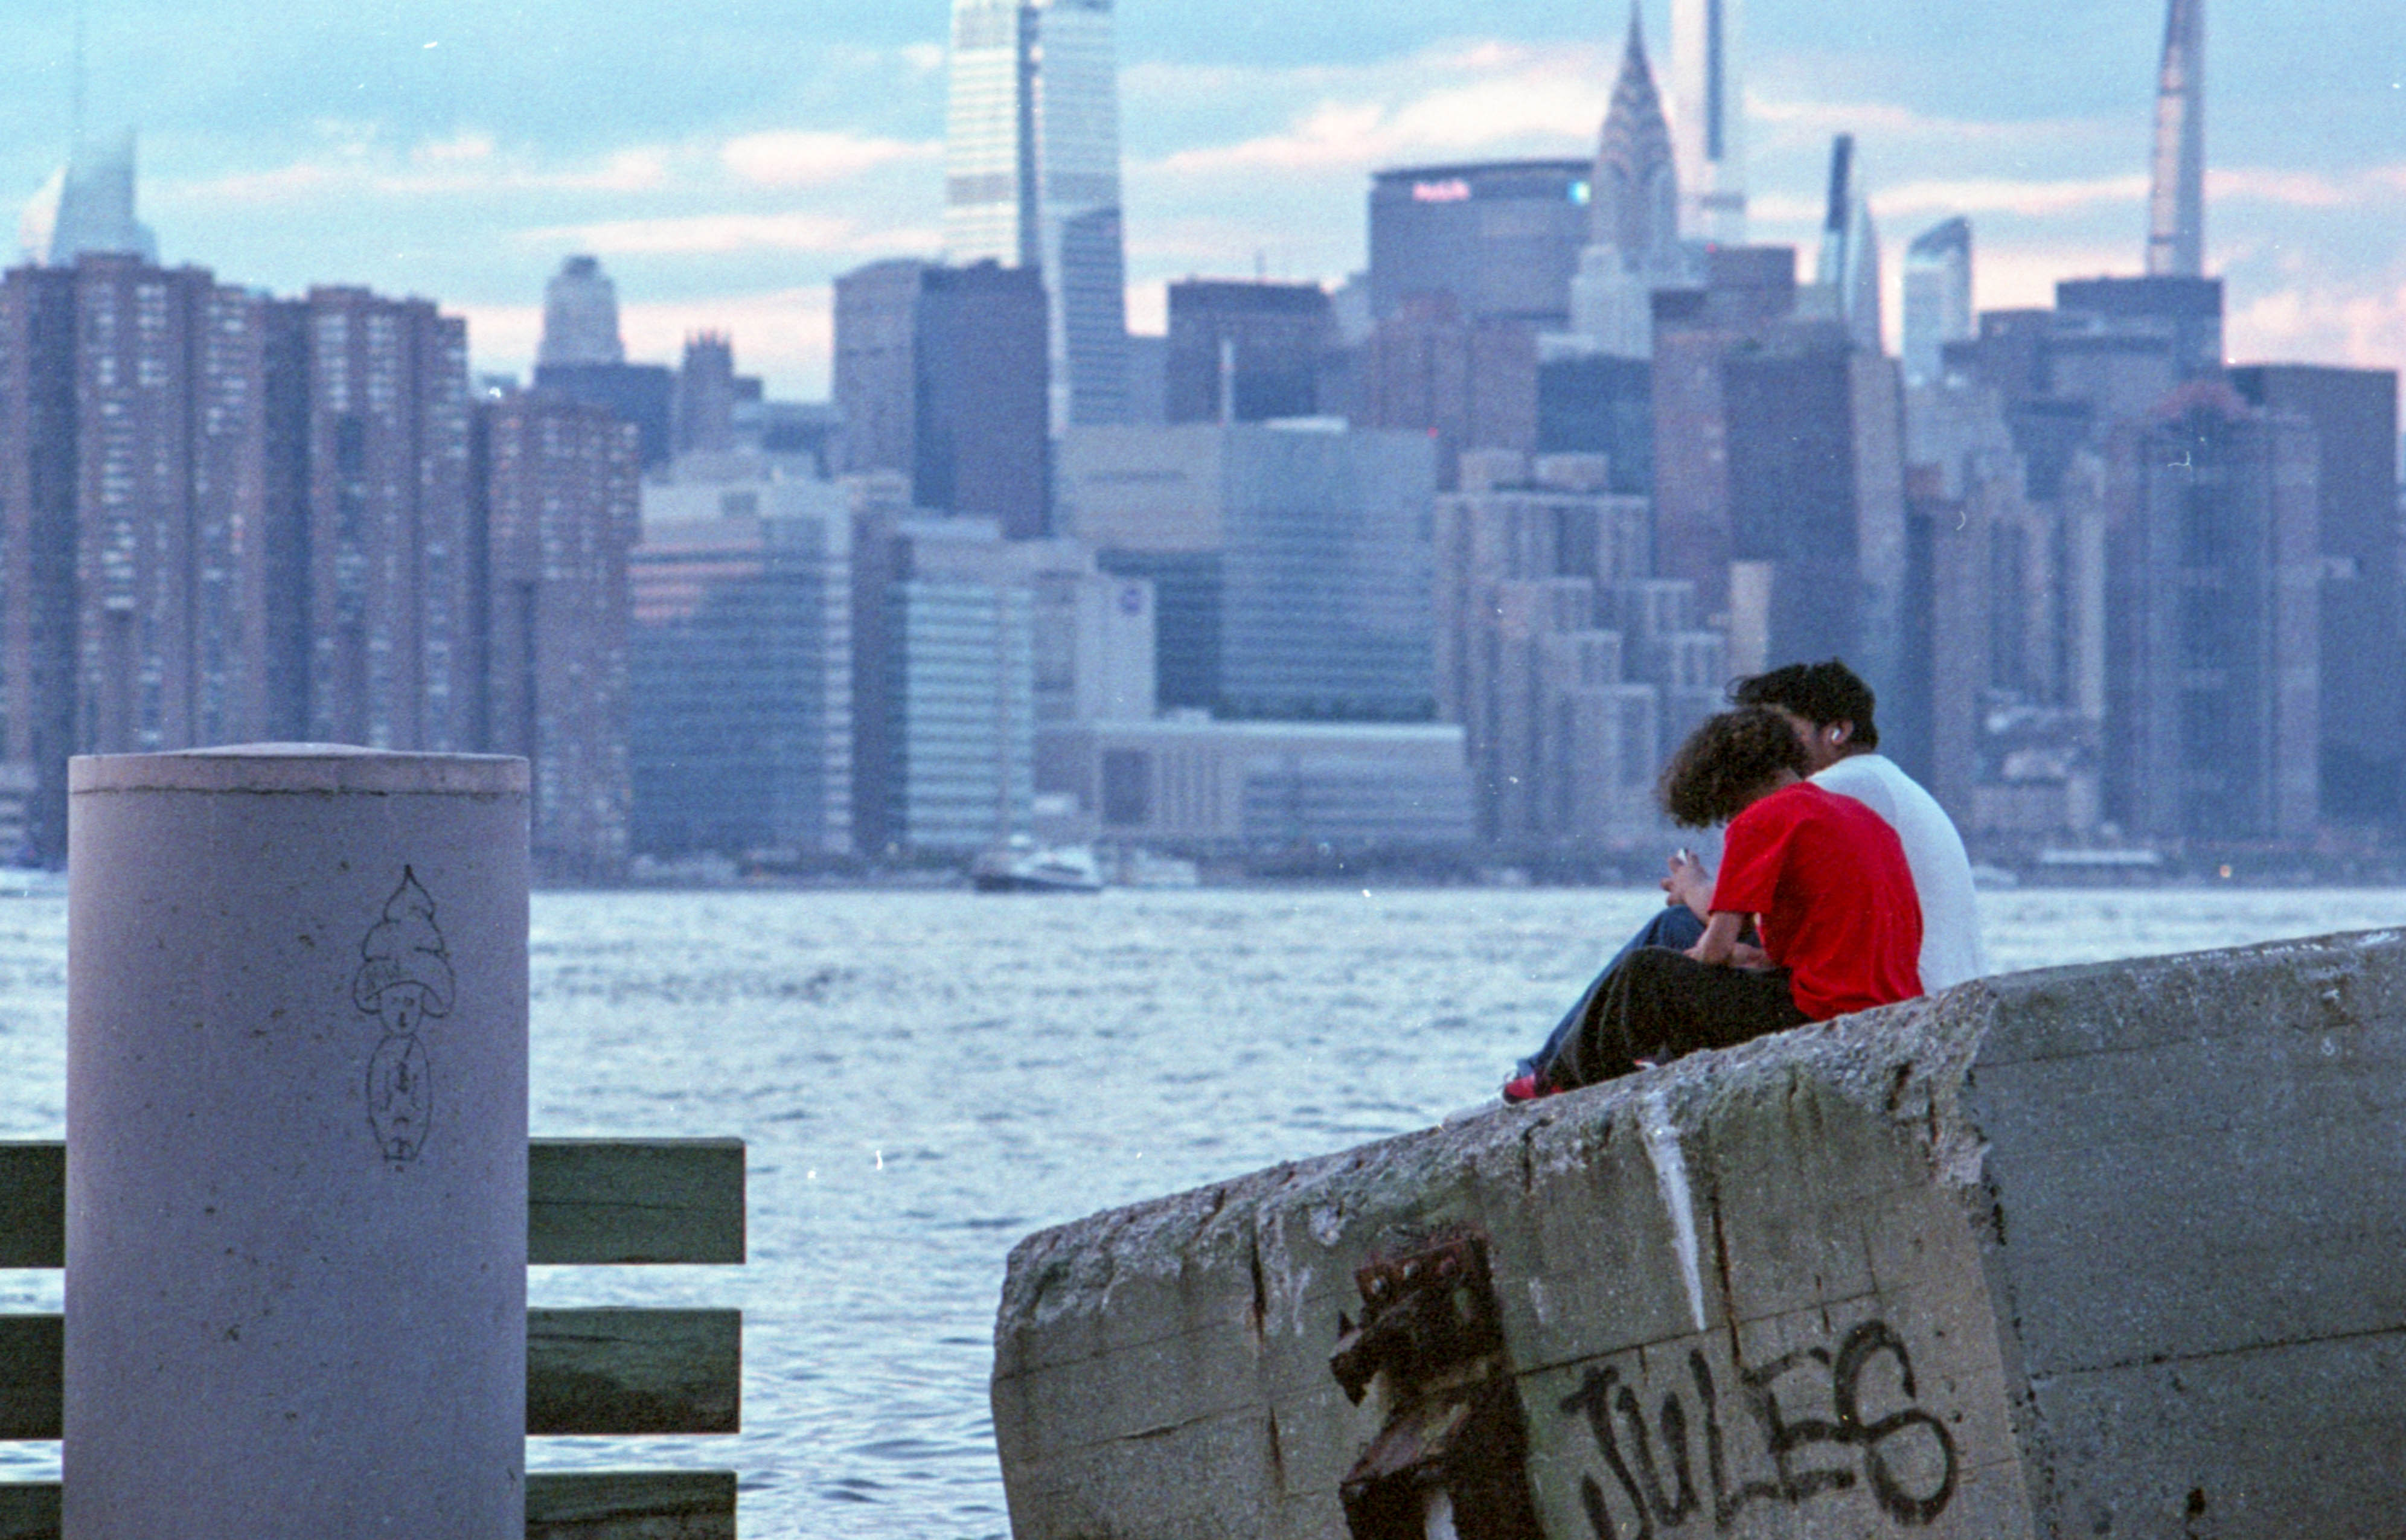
1671,0,1747,244
944,0,1130,430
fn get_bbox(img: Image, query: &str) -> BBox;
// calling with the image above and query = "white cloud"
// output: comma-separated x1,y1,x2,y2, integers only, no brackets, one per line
516,211,937,258
157,141,679,205
720,130,939,188
1745,93,2121,156
1142,40,1608,178
1872,173,2148,221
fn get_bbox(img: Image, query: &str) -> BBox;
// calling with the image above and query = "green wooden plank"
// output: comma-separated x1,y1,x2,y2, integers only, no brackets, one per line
526,1470,736,1540
0,1148,60,1270
0,1483,53,1540
0,1308,738,1439
0,1320,55,1443
0,1475,732,1540
528,1308,741,1436
530,1139,746,1265
0,1139,745,1268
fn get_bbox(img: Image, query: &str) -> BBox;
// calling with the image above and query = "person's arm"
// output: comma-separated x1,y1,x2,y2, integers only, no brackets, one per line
1663,848,1713,919
1685,910,1747,966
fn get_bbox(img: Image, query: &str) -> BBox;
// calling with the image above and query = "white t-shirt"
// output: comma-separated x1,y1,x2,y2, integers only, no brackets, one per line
1810,753,1986,991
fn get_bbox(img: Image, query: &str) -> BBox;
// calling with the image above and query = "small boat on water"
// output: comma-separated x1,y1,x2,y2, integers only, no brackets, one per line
971,840,1105,894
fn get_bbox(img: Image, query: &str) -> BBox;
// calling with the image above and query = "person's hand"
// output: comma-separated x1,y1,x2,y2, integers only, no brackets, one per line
1728,941,1771,970
1662,848,1713,918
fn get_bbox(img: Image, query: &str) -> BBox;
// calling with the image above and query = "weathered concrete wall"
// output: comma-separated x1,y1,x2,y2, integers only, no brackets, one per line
993,928,2406,1539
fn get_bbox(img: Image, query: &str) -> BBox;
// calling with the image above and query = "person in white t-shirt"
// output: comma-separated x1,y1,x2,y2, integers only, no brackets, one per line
1505,657,1984,1101
1729,660,1985,991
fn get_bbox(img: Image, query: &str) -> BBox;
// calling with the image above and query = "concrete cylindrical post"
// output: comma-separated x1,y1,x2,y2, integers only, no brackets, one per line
65,746,530,1538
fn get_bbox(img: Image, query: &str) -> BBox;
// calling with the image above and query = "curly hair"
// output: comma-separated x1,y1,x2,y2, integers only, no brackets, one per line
1659,708,1810,827
1730,659,1880,749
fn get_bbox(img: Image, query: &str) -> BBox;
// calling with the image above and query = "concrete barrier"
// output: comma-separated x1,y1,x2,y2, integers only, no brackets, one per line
993,928,2406,1539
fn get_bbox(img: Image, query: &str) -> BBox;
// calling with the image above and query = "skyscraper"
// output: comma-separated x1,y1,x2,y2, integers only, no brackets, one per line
630,484,854,861
531,255,674,470
2104,382,2315,842
944,0,1130,429
1565,10,1687,358
913,261,1051,537
1902,217,1972,387
2146,0,2205,278
1163,280,1333,424
833,259,929,475
537,255,625,366
283,287,478,752
1812,135,1882,354
1367,161,1593,330
674,332,738,456
1670,0,1745,243
2230,365,2404,824
37,128,158,267
473,392,639,880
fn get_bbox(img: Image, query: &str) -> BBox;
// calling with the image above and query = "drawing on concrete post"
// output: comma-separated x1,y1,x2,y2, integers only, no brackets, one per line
352,867,453,1165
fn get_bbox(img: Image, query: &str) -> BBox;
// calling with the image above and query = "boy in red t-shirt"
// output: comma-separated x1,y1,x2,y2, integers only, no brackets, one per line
1538,708,1924,1091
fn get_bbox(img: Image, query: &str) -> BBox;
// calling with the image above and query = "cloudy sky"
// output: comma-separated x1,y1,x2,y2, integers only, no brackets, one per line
5,1,2402,396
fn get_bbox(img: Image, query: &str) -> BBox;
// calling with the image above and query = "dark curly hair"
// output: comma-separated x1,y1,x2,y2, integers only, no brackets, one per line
1659,708,1810,828
1731,659,1879,749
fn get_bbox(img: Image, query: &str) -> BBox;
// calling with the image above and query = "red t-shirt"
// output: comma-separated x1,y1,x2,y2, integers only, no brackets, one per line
1709,781,1924,1020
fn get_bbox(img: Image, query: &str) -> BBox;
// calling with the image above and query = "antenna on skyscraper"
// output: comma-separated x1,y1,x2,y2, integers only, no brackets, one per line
2145,0,2204,276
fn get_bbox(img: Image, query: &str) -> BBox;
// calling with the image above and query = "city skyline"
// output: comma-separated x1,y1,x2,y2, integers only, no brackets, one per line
1,3,2401,395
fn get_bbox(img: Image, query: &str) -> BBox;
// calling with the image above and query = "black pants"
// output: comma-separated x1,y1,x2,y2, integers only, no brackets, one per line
1539,947,1809,1091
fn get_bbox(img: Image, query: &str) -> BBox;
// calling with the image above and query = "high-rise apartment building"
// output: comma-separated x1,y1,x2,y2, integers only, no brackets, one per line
0,267,504,863
0,258,273,858
284,287,478,752
1670,0,1746,243
913,261,1051,537
473,392,639,879
0,267,80,860
1902,218,1972,388
944,0,1129,429
1163,281,1333,425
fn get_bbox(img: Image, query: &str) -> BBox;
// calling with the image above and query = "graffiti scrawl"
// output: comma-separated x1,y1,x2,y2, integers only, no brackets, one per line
353,867,453,1164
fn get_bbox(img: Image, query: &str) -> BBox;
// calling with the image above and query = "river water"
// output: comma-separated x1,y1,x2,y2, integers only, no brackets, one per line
0,884,2395,1535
